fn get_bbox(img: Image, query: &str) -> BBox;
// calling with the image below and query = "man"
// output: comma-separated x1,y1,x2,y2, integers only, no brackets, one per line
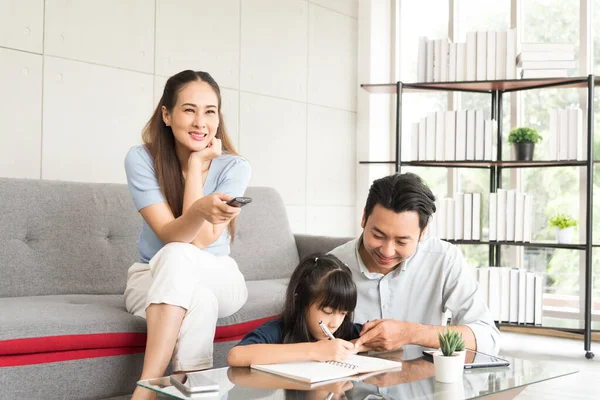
330,173,499,354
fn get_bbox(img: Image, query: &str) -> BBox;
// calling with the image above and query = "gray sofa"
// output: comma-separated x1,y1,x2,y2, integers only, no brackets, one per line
0,178,350,399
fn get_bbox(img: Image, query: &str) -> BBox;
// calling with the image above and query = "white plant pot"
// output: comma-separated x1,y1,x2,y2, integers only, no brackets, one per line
434,380,465,400
433,351,465,383
555,226,574,244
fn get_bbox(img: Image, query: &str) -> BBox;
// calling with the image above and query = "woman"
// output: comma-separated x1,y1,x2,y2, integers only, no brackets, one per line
124,70,251,400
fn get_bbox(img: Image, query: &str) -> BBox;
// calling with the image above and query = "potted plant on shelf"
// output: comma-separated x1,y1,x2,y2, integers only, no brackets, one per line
508,127,542,161
433,329,466,383
549,213,578,244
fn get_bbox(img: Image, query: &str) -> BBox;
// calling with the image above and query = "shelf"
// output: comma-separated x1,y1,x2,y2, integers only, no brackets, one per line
447,240,586,250
361,76,599,94
359,160,587,168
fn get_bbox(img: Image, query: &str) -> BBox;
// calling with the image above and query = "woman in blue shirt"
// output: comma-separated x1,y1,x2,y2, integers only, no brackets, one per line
123,70,251,400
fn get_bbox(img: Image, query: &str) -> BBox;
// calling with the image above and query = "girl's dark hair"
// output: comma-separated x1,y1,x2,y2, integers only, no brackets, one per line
142,70,239,240
364,172,436,231
281,254,357,344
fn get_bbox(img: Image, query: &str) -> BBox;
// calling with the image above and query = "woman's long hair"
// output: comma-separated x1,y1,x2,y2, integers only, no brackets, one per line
142,70,239,240
281,254,358,344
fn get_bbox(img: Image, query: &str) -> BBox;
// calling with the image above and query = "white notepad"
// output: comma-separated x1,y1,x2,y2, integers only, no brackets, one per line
251,354,402,384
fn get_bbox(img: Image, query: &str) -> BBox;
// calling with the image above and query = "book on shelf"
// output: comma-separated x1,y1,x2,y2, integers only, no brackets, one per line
487,31,496,80
558,108,569,160
466,32,477,81
418,36,427,82
516,51,575,63
521,43,575,53
484,119,494,161
466,110,476,160
426,112,436,160
514,192,525,242
517,60,576,70
506,190,516,242
434,39,442,82
457,42,467,81
445,197,455,240
489,193,497,241
495,30,507,80
534,274,544,325
440,39,450,82
476,31,487,81
454,192,464,240
437,198,447,240
463,193,473,241
455,110,467,160
488,267,501,321
518,269,527,324
251,354,402,384
477,267,490,307
418,117,427,161
520,69,568,79
472,193,481,241
475,110,485,160
435,111,446,161
568,108,582,160
445,111,456,161
500,267,511,322
449,43,457,81
525,272,535,324
426,40,434,82
496,189,507,241
509,268,520,323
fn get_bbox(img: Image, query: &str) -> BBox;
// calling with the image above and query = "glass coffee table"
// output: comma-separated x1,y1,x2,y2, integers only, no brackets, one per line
138,346,578,399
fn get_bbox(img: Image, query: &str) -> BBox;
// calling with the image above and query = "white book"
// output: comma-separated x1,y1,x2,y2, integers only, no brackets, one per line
488,267,501,321
549,109,558,160
419,117,427,161
457,43,467,81
437,197,447,240
506,29,517,79
534,274,544,325
476,31,487,81
434,39,442,82
523,194,534,242
484,119,494,160
472,193,481,241
525,272,535,324
517,60,576,69
426,112,436,160
475,110,485,160
489,193,497,241
520,69,568,79
477,267,490,308
466,110,476,160
496,189,507,241
500,267,511,322
435,111,446,161
515,192,525,242
426,40,434,82
516,51,575,63
518,269,527,324
445,198,455,240
445,111,456,161
417,36,428,82
410,122,420,161
495,31,507,80
558,108,569,160
486,31,496,80
449,43,457,81
440,39,449,82
463,193,473,241
506,189,516,242
455,110,467,160
454,192,464,240
466,32,477,81
521,43,575,53
252,354,403,384
509,268,520,323
568,108,582,160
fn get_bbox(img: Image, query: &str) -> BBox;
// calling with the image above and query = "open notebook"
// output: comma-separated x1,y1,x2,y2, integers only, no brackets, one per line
251,354,402,384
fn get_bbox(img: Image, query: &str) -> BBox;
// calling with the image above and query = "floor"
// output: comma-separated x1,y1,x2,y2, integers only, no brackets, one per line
108,332,600,399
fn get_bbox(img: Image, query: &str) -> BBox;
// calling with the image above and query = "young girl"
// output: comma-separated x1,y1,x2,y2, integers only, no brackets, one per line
227,254,367,367
124,70,251,400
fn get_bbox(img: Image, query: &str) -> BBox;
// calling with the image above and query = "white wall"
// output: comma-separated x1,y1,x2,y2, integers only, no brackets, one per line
0,0,358,237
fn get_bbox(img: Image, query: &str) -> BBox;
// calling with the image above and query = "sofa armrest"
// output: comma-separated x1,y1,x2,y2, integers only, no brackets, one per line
294,234,353,261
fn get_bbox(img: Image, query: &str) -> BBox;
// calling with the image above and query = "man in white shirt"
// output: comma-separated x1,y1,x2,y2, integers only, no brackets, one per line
330,173,499,354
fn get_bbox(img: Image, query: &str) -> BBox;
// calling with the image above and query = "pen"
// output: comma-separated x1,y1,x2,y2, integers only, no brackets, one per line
319,320,336,340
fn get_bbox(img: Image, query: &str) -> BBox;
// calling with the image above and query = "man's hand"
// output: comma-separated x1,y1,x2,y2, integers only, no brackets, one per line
354,319,415,352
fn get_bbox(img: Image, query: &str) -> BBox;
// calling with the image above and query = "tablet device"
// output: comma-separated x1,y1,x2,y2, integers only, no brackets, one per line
170,372,219,395
422,349,510,369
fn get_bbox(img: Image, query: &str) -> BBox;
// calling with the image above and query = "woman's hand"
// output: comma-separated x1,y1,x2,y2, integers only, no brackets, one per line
189,137,222,165
193,193,240,224
312,339,357,362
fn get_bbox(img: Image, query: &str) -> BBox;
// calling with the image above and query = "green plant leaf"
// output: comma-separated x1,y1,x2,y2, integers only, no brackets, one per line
508,127,542,144
549,213,578,229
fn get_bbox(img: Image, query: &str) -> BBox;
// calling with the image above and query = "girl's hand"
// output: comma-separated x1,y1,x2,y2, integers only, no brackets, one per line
190,137,222,165
194,193,240,224
313,339,357,362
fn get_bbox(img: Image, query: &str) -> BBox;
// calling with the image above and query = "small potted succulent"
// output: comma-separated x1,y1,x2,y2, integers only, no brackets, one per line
508,127,542,161
433,329,466,383
549,213,578,244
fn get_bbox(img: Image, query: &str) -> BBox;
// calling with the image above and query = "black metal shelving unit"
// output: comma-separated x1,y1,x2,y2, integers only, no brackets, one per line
361,76,597,359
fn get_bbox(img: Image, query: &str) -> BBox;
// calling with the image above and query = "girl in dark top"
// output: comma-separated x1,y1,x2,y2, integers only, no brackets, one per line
227,254,368,367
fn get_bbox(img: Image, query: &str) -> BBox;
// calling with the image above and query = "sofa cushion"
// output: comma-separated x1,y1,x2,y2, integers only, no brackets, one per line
0,279,286,367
